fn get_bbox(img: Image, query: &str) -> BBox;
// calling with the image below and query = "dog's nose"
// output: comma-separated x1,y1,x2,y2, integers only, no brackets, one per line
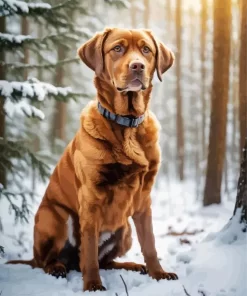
129,61,145,73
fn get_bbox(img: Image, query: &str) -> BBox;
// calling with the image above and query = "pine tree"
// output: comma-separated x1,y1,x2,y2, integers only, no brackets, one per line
0,0,129,255
0,0,92,231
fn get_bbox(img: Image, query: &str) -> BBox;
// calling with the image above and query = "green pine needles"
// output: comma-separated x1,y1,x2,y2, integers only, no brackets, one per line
0,0,93,229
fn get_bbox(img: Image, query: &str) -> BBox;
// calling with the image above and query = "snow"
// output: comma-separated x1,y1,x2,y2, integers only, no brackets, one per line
0,0,51,16
0,79,74,101
0,32,32,43
183,209,247,296
4,99,45,120
105,0,130,9
28,3,51,9
0,0,29,14
0,78,82,120
0,180,246,296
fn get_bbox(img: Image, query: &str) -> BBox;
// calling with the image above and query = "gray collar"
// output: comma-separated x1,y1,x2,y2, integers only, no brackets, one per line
97,102,145,128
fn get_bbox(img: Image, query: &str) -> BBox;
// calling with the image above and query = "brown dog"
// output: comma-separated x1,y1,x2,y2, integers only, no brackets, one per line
7,28,178,292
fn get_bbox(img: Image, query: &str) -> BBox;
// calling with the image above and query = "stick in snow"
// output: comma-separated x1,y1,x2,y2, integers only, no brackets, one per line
120,275,129,296
183,285,192,296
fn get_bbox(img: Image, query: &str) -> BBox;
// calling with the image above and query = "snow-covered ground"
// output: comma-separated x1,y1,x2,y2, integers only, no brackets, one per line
0,180,246,296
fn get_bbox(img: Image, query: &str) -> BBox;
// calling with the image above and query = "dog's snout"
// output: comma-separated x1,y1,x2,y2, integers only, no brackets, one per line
129,61,145,72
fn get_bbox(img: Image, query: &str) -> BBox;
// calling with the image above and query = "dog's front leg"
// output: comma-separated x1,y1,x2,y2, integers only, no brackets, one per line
79,211,105,292
133,208,178,281
74,151,105,292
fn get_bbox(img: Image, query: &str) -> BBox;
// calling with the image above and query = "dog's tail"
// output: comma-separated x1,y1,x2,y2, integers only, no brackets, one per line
6,258,36,268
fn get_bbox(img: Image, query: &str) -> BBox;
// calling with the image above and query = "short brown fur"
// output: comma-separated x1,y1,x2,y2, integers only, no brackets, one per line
7,28,178,292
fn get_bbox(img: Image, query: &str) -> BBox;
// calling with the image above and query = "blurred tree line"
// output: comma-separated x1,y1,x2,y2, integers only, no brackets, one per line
0,0,246,251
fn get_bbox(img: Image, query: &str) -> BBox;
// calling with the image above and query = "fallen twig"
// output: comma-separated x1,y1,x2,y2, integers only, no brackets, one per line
180,238,192,245
120,275,129,296
198,290,206,296
183,285,192,296
160,227,204,238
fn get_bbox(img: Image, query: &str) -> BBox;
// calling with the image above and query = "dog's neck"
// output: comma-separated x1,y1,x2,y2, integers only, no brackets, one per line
94,76,153,117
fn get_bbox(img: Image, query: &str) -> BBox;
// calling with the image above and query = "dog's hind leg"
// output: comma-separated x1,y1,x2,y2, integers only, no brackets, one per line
33,203,69,278
99,222,147,274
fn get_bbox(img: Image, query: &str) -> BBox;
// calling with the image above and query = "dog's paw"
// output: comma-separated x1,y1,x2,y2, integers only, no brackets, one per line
118,262,148,274
84,281,106,292
45,263,67,279
149,270,178,281
131,263,147,274
139,264,148,275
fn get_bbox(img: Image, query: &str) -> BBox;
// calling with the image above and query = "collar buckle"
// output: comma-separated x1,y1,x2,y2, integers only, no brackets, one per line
129,118,137,127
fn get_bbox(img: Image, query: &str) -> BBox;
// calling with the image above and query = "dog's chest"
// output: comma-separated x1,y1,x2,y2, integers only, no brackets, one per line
98,162,147,229
98,162,144,187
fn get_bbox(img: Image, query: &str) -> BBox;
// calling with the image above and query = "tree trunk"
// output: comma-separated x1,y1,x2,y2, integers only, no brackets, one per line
201,0,207,159
230,0,240,165
0,16,6,188
32,25,44,153
239,0,247,158
21,16,29,80
51,45,67,150
37,26,44,82
203,0,231,206
233,137,247,225
131,0,137,28
175,0,184,181
143,0,149,28
165,0,172,34
190,7,200,198
231,10,240,165
224,156,229,198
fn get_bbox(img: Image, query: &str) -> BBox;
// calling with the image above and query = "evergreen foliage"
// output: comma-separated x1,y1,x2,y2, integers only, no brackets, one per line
0,0,128,252
0,0,92,230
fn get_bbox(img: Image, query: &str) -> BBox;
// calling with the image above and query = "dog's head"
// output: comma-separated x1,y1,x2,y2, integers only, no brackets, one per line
78,28,174,92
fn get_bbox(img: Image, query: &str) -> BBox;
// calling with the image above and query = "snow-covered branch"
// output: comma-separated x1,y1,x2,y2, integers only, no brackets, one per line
0,32,80,50
0,25,93,50
0,79,90,103
1,58,80,71
104,0,130,9
0,0,87,17
0,0,51,17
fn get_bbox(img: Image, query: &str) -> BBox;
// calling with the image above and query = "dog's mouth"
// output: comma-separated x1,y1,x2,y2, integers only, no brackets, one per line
117,78,146,92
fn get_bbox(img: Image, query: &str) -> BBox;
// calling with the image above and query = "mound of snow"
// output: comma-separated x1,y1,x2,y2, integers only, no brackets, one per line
180,209,247,296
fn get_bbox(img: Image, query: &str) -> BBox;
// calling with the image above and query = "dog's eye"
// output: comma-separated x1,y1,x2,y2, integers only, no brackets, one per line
113,45,122,52
142,46,151,54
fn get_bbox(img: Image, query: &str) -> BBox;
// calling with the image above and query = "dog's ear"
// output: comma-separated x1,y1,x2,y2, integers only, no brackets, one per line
145,30,175,81
77,28,112,76
155,42,175,81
